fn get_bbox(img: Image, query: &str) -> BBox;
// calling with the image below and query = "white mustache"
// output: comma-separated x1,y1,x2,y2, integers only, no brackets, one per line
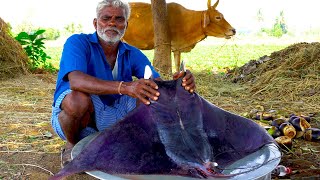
104,27,121,34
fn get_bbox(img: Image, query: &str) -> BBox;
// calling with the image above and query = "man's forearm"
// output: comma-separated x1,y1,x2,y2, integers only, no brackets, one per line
68,71,120,95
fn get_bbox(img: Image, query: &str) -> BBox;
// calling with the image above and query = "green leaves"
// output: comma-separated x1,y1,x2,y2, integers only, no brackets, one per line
15,29,55,72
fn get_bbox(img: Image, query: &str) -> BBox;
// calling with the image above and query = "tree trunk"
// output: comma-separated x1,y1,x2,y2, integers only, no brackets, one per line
151,0,172,76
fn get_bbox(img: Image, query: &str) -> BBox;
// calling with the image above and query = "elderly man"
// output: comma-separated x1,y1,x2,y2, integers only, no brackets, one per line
51,0,195,166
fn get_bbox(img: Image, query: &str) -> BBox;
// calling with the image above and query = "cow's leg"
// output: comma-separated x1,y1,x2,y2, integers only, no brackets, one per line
173,51,181,72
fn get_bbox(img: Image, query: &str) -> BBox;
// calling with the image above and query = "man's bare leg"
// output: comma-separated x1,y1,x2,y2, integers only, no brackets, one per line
57,90,94,167
58,90,94,145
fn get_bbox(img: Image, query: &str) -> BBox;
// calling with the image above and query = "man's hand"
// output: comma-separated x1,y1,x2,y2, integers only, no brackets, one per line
173,69,196,93
123,79,160,105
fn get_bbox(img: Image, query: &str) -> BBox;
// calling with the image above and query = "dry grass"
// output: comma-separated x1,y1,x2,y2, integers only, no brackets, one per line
228,42,320,114
0,74,64,153
0,17,29,80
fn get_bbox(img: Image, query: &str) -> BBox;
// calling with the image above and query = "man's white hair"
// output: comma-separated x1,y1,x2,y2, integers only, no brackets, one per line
96,0,131,20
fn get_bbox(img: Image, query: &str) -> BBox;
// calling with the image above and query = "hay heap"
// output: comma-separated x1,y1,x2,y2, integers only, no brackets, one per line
229,42,320,111
0,17,29,80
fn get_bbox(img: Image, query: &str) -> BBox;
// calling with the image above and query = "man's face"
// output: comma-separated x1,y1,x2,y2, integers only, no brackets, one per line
95,6,127,44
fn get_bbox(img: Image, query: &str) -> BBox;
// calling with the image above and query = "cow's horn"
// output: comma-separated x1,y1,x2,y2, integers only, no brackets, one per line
207,0,211,9
212,0,219,9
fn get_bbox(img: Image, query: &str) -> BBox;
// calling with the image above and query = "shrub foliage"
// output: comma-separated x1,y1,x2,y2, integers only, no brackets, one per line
15,29,56,72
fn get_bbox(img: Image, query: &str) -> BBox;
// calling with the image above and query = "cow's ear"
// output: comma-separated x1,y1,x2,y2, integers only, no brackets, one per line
203,11,210,28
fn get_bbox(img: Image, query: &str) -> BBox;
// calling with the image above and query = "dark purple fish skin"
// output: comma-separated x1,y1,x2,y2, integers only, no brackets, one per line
50,78,275,180
201,98,275,167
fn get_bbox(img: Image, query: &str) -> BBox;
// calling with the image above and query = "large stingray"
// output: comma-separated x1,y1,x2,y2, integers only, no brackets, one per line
50,78,275,179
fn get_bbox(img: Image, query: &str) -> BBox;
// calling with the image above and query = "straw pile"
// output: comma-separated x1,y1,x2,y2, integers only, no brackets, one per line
228,42,320,112
0,17,29,80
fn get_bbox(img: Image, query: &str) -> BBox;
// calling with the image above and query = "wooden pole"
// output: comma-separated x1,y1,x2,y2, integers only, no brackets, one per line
150,0,172,77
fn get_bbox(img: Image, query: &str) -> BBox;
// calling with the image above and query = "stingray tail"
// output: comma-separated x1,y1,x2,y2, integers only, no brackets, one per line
48,160,95,180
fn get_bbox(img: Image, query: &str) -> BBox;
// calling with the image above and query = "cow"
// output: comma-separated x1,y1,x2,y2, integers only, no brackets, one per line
123,0,236,72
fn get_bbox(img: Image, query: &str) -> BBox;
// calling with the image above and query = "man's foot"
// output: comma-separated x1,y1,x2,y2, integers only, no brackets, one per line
60,143,73,168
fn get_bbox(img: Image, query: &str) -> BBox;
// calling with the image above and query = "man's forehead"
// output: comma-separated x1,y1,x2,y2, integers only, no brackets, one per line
99,6,125,17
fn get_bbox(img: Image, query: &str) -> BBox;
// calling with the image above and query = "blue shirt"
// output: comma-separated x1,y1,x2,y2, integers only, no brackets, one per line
53,32,160,106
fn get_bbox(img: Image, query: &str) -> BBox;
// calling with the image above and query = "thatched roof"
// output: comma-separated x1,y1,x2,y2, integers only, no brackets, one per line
0,17,29,80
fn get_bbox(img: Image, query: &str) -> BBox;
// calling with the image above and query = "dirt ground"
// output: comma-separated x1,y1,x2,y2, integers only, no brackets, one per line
0,74,91,179
0,72,319,180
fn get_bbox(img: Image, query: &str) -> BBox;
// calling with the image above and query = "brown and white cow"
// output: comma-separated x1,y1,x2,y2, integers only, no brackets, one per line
123,0,236,71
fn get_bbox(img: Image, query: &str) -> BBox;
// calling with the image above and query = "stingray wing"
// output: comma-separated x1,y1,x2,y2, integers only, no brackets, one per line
199,96,275,168
49,105,175,180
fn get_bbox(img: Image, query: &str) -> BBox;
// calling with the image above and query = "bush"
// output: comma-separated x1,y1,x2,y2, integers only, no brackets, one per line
259,11,288,38
13,21,36,36
64,23,83,35
44,28,60,40
15,29,57,73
